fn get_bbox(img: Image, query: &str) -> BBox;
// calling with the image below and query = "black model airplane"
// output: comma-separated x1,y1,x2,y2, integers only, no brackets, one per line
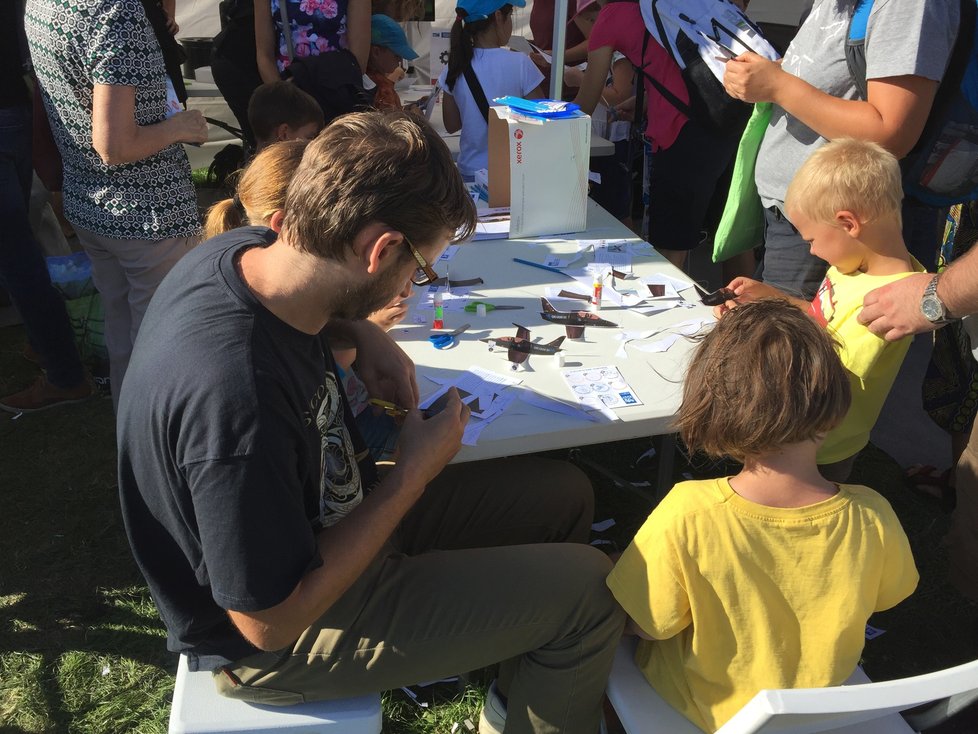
694,283,737,306
481,324,565,370
539,298,618,339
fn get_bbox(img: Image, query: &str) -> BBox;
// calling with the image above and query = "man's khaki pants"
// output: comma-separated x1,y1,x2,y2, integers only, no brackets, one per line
74,226,196,409
216,456,626,734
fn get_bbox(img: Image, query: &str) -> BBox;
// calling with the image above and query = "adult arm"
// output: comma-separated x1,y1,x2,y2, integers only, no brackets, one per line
723,55,938,158
255,2,282,85
859,247,978,341
327,317,420,406
91,84,207,165
559,38,590,67
346,0,371,72
227,391,470,650
603,57,635,107
161,0,178,33
572,45,613,114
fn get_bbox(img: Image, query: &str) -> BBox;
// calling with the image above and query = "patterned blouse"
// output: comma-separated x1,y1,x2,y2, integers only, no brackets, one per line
271,0,350,73
25,0,199,241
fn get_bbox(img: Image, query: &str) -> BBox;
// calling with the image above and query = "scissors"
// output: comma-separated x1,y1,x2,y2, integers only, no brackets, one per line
368,398,410,418
464,301,525,313
428,322,471,350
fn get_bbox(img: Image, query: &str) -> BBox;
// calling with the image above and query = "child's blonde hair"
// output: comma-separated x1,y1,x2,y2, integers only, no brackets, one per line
785,138,903,227
204,140,309,240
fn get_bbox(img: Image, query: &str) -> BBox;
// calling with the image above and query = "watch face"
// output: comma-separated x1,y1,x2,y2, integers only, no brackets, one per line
922,296,944,321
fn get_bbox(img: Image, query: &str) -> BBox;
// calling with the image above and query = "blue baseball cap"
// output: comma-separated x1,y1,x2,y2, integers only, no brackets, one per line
456,0,525,24
370,14,418,60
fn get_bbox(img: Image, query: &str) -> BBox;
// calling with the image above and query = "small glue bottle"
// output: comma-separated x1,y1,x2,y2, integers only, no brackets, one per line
432,292,444,330
591,273,604,310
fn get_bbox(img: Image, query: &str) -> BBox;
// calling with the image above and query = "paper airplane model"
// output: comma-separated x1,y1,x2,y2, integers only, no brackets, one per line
540,298,618,339
481,324,565,370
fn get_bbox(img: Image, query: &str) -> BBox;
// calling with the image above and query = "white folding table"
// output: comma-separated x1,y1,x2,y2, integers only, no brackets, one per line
393,201,713,492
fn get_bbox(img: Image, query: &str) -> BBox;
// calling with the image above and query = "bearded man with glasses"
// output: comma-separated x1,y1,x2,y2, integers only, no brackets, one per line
117,112,624,734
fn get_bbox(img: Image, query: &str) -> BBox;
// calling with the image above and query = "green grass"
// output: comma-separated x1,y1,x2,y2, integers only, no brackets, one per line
2,322,977,732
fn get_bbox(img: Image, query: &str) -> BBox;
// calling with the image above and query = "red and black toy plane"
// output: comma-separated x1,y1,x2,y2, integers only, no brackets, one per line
539,298,618,339
481,324,565,370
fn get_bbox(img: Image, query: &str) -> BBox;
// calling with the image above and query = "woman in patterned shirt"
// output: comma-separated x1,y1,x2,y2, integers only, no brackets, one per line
255,0,373,81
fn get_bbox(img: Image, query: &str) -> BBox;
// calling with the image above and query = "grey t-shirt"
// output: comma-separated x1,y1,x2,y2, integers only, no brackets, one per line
755,0,960,210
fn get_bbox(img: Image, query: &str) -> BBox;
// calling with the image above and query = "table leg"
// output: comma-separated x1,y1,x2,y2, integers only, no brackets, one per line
655,434,676,498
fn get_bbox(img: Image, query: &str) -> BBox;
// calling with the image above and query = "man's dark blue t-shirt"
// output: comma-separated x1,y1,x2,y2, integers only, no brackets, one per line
117,228,378,670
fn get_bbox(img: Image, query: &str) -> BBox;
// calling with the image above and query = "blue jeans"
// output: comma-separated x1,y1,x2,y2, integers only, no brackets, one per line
757,206,827,301
0,105,84,388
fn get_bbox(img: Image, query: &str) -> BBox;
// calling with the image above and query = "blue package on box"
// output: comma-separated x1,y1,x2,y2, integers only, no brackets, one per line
492,96,584,119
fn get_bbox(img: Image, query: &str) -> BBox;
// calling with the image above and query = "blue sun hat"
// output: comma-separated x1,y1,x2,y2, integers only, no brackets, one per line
456,0,525,24
370,14,419,60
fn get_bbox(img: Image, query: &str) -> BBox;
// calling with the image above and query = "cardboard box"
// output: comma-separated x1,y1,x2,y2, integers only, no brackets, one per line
487,106,590,238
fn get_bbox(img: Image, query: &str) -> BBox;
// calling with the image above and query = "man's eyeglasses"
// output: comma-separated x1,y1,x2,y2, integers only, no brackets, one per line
404,235,440,287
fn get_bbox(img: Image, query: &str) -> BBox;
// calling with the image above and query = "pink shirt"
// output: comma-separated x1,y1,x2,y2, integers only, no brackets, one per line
588,2,688,151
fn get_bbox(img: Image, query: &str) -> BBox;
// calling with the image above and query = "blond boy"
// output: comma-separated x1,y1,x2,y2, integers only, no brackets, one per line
719,138,925,481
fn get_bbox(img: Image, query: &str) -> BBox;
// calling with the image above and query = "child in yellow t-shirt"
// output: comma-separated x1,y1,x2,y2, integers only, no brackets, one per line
716,138,924,482
608,299,918,733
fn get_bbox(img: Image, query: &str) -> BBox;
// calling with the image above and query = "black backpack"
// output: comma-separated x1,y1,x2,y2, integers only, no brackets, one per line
285,50,375,124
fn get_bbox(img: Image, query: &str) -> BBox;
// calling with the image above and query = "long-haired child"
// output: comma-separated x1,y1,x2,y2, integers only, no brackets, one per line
437,0,544,177
608,298,918,732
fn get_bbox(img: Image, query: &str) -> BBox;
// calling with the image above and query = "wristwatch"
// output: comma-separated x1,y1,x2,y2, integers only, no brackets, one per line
920,274,953,324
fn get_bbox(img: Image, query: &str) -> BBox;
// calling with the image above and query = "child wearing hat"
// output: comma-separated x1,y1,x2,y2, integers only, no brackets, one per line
367,14,419,111
439,0,545,177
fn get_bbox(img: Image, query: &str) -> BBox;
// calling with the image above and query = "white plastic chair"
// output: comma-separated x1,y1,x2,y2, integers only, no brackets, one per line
606,637,978,734
168,655,383,734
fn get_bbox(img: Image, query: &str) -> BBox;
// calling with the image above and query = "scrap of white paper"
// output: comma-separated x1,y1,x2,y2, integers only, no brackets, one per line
639,276,682,300
632,333,681,353
419,368,522,446
593,241,633,272
474,218,510,240
543,286,593,306
591,518,616,532
647,272,696,292
633,304,680,316
627,242,656,257
517,389,602,422
416,286,474,311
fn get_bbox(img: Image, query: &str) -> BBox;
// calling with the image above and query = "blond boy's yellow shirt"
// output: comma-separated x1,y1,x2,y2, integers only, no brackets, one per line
808,261,926,464
607,478,917,732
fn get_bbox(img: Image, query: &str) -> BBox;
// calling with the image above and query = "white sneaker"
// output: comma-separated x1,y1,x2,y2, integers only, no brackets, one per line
478,681,507,734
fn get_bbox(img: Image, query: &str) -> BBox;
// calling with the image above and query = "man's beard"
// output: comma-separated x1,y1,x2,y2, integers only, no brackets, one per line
329,265,412,322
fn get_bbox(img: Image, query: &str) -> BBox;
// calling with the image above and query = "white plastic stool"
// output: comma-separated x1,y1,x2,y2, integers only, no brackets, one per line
168,655,383,734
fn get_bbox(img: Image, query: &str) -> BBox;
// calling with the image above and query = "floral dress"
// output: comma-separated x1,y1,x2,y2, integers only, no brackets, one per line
271,0,349,73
